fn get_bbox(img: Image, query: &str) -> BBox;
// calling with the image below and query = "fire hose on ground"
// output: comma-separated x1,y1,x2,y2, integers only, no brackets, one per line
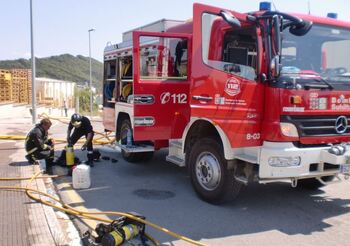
0,113,207,245
0,112,116,146
0,172,207,245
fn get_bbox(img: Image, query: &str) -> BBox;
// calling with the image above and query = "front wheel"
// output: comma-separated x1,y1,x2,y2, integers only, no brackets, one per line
120,118,154,163
189,137,242,204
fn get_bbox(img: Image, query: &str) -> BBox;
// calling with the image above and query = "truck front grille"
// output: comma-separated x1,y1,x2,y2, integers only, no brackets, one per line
281,115,350,137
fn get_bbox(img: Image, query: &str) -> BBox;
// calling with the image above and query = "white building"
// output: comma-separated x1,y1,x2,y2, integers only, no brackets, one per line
36,77,76,108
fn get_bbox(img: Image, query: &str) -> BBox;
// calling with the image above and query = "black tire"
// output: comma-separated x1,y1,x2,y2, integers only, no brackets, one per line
120,118,154,163
189,137,242,204
298,176,335,190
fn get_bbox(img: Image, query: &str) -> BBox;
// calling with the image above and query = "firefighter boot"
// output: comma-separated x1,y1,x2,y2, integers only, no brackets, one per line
25,154,36,165
87,152,94,167
45,159,54,175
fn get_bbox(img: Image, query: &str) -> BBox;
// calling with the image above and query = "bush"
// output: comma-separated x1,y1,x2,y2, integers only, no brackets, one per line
74,88,98,114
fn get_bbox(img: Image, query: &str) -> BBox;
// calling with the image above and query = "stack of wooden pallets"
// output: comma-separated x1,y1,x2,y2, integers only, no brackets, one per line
0,70,12,102
11,69,32,104
27,70,32,104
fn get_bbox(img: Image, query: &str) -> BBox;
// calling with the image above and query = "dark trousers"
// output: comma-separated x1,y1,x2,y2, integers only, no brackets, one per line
69,129,94,162
26,149,54,169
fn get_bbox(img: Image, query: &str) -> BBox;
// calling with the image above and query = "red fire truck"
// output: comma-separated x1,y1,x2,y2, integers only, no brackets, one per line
102,2,350,203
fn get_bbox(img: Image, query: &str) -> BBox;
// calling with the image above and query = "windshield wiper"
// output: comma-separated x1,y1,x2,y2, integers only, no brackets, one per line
313,77,333,89
304,77,333,90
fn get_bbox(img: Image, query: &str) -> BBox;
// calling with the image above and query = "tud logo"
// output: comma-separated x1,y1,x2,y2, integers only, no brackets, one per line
224,77,241,96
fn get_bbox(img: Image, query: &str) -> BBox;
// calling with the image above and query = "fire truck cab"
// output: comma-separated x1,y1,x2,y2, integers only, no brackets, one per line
103,2,350,203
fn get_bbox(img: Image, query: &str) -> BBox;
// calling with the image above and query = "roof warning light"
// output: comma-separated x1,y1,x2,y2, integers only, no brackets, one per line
327,13,338,19
259,2,271,11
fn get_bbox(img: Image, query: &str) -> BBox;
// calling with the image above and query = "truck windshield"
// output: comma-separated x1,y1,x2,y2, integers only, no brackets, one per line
278,24,350,89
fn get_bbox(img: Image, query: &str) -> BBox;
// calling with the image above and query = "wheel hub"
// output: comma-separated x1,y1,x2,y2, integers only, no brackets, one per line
195,152,221,191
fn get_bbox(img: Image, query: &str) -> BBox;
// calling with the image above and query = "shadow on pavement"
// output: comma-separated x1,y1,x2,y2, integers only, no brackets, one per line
9,161,32,167
0,147,25,151
54,149,350,244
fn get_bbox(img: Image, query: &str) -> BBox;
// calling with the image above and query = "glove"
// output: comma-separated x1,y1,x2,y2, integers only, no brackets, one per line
47,138,55,146
43,144,52,151
81,143,87,151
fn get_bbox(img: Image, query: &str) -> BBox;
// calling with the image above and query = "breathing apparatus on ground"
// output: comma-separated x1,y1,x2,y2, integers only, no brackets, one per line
82,212,149,246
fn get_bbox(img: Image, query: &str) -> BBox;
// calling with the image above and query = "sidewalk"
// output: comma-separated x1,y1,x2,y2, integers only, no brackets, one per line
0,107,103,246
0,117,81,246
0,140,60,245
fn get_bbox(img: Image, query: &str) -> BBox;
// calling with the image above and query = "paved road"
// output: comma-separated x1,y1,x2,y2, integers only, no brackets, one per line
68,146,350,246
1,113,350,246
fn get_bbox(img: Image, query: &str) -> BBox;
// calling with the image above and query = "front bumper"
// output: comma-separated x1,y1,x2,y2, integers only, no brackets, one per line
259,141,350,179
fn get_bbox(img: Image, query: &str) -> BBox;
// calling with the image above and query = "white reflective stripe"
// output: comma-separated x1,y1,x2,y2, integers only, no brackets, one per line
27,147,38,154
41,150,50,155
87,151,93,154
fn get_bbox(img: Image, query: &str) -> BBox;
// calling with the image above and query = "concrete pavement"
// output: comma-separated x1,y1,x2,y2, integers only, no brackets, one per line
0,140,69,245
0,107,81,246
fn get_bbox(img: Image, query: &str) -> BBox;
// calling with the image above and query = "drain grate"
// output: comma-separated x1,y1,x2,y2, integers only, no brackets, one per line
133,189,175,200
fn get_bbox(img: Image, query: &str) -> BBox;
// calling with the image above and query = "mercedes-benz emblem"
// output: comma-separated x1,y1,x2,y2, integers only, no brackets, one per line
335,116,348,134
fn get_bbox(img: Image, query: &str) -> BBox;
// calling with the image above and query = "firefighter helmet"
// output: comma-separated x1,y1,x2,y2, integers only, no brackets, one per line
71,113,82,128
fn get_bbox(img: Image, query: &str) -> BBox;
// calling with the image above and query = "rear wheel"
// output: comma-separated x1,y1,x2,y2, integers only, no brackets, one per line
120,118,154,162
298,176,335,189
189,137,242,204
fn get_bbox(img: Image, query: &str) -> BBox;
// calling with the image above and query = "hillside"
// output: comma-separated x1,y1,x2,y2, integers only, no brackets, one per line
0,54,103,91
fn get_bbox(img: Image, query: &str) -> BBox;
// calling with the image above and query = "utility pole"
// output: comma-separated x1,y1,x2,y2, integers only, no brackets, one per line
88,28,95,119
30,0,36,124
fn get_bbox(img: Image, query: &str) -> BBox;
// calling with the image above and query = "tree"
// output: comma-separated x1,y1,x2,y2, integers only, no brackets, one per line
74,87,98,114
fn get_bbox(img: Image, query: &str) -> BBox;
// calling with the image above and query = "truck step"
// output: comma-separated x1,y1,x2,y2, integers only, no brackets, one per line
166,155,185,167
116,142,154,153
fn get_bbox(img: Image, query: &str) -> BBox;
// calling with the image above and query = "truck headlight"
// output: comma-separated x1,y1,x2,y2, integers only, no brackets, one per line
280,122,299,137
268,156,301,167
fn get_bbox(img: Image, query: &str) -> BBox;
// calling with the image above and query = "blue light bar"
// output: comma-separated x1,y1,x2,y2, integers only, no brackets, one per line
259,2,271,11
327,13,338,19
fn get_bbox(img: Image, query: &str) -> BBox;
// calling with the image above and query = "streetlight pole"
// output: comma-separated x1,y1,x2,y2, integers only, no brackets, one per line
88,28,95,119
30,0,36,124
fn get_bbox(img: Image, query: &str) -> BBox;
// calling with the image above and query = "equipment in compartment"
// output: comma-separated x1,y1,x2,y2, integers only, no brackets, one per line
119,56,133,102
103,59,117,106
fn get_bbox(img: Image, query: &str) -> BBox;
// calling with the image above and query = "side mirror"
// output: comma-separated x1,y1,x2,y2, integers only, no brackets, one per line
289,20,313,36
270,55,281,78
220,10,241,28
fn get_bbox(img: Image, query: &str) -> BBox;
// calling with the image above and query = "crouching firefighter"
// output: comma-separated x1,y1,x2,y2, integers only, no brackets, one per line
67,113,94,167
25,118,55,175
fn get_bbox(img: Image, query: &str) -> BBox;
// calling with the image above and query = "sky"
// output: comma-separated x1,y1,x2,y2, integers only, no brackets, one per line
1,0,349,62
